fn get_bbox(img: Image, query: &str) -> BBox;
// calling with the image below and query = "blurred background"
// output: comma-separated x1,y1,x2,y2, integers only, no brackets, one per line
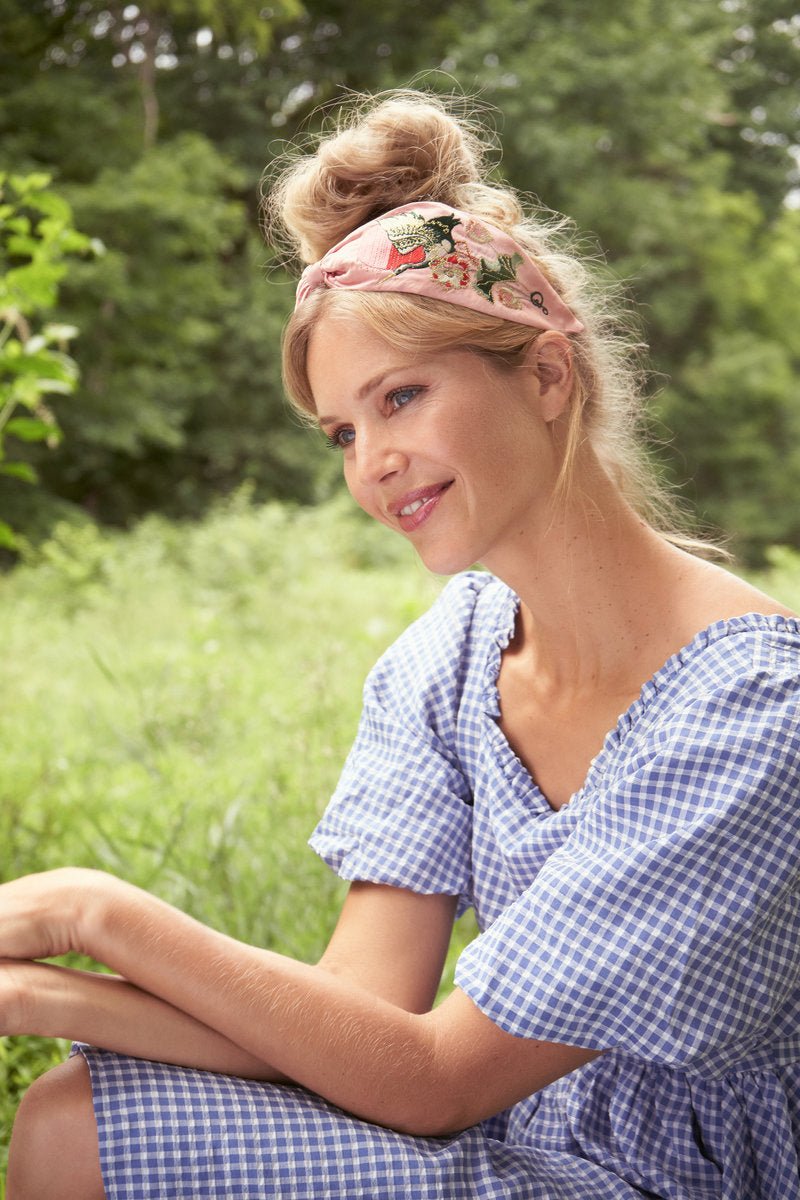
1,0,799,563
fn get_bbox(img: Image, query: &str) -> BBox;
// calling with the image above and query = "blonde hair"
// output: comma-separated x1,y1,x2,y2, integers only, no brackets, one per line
266,90,706,546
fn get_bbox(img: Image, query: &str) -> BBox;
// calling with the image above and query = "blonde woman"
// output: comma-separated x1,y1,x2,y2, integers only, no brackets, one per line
4,92,800,1200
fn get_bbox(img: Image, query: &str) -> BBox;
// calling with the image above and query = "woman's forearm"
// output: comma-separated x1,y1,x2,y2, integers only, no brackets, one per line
85,886,589,1135
0,869,591,1134
0,869,439,1125
6,959,287,1080
84,878,437,1129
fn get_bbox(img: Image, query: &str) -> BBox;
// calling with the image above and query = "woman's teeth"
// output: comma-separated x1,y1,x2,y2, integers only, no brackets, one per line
400,497,430,517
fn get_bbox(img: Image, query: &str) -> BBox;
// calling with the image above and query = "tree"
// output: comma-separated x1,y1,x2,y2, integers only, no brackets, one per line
0,172,91,547
0,1,302,150
1,0,798,559
0,0,321,525
653,198,800,559
435,0,800,559
34,134,318,523
709,0,800,214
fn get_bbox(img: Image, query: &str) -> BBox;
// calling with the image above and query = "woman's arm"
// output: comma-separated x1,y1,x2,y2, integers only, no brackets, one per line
0,869,596,1134
8,882,455,1078
317,880,457,1012
0,876,458,1081
0,958,286,1079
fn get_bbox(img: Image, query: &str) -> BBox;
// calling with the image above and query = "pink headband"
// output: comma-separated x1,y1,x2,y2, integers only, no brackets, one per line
295,202,584,334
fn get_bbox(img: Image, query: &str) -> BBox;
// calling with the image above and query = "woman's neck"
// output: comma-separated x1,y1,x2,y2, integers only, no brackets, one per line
482,456,748,702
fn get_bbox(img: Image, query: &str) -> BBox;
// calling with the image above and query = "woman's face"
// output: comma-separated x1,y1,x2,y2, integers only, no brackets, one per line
306,315,565,577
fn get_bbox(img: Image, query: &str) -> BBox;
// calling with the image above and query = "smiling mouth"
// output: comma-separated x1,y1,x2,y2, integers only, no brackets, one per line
395,482,452,515
400,496,434,517
392,482,453,527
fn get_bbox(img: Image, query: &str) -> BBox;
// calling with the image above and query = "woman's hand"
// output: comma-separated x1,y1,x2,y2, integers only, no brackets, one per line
0,867,117,962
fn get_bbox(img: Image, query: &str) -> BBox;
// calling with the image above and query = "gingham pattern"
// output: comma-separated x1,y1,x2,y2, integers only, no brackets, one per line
78,573,800,1198
75,1046,654,1199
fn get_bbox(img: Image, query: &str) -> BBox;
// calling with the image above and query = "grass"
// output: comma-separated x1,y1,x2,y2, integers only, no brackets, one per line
0,492,453,1177
1,495,799,1182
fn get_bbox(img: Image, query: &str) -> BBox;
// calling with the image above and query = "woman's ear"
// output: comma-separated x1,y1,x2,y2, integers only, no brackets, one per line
526,332,574,423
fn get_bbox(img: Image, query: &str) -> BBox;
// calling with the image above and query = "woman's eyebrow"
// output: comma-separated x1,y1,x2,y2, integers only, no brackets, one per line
317,368,405,427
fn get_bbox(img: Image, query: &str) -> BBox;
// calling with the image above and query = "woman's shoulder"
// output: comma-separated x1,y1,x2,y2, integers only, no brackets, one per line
609,611,800,784
652,610,800,702
634,552,800,709
364,570,517,713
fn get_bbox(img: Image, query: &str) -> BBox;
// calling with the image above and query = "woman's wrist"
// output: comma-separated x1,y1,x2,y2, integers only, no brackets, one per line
69,868,143,963
0,958,79,1038
76,870,217,991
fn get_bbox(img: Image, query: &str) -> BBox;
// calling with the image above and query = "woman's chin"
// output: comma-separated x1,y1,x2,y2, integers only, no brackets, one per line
413,546,480,578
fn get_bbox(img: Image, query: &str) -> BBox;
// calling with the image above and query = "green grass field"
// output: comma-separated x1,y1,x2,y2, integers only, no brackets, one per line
0,493,454,1180
2,495,799,1183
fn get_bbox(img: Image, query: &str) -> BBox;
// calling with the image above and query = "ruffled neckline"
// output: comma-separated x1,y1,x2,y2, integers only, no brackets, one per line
479,583,800,815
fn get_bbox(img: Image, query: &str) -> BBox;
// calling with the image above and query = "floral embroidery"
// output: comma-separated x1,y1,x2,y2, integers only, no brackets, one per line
473,253,523,301
493,285,524,310
429,248,480,291
378,209,548,316
462,218,494,245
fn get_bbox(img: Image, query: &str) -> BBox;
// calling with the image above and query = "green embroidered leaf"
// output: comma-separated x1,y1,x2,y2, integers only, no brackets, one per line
474,253,523,301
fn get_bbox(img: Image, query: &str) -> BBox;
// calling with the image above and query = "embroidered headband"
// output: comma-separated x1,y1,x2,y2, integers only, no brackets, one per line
295,201,584,334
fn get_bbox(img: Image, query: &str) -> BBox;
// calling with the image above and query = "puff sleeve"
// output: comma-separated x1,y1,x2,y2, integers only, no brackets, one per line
309,575,492,908
455,637,800,1073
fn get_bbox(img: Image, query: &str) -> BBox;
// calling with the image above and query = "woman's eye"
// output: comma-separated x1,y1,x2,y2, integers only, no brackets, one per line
324,427,355,450
388,386,422,410
322,387,422,449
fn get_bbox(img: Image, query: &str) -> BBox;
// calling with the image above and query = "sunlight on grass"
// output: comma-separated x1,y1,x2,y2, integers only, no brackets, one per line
0,493,450,1166
1,496,799,1169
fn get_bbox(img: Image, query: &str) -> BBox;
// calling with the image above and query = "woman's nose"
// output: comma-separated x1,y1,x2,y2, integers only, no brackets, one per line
354,430,408,486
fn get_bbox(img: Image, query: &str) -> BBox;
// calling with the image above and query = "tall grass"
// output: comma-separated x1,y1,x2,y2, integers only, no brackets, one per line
0,493,448,1175
1,497,799,1181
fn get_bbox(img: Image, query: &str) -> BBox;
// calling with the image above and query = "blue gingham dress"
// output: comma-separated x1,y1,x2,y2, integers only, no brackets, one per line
77,571,800,1199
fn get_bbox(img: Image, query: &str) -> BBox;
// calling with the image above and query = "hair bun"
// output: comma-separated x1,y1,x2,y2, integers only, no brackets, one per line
270,92,521,265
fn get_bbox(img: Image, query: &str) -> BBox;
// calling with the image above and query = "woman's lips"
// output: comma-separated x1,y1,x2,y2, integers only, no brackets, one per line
392,482,453,532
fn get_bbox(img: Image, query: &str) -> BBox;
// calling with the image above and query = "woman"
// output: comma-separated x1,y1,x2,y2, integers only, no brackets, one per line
5,92,800,1199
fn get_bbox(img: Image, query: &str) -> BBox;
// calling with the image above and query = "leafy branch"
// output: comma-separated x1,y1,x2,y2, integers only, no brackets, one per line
0,172,97,549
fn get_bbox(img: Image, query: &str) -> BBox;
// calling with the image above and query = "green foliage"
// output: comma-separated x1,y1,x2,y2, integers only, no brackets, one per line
652,199,800,561
10,136,318,525
0,172,91,547
709,0,800,213
133,0,304,48
0,496,454,1170
1,494,445,937
0,0,798,557
60,136,247,458
746,544,800,613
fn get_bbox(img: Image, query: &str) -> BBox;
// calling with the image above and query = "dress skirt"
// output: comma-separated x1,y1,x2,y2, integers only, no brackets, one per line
74,1045,647,1200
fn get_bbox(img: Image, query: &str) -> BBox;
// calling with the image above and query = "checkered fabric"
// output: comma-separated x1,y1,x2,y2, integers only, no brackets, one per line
75,1046,653,1199
78,573,800,1198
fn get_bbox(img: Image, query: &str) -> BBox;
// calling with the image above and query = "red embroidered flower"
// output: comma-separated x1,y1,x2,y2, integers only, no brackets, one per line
429,248,475,290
